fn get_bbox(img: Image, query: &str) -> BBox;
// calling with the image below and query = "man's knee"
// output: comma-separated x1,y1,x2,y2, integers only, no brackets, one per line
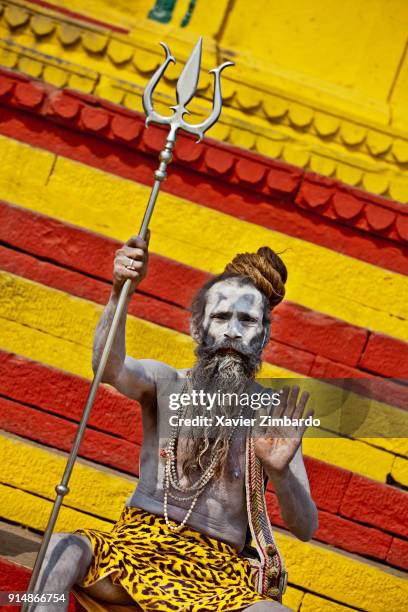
39,532,92,585
46,532,92,560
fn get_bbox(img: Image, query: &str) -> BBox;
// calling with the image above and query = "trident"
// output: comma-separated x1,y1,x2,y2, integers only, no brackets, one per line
23,37,232,608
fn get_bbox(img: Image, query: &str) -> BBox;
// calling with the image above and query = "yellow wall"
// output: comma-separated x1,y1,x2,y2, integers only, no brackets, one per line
60,0,408,127
221,0,407,103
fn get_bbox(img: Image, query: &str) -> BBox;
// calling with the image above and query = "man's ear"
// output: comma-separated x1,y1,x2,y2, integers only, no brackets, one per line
261,322,271,348
190,319,201,344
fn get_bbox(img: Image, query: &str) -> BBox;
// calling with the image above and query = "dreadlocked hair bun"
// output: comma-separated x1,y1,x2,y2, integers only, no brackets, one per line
223,246,287,309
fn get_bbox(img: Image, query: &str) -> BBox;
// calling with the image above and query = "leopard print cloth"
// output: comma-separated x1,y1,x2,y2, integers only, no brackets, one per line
74,506,269,611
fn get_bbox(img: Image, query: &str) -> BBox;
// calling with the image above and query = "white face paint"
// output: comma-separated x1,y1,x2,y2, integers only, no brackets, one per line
201,278,265,353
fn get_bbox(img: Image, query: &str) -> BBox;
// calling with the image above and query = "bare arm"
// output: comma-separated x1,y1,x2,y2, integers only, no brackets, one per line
93,233,173,403
265,445,318,542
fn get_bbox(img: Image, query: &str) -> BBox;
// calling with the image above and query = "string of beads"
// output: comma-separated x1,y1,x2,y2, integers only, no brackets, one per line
162,377,242,531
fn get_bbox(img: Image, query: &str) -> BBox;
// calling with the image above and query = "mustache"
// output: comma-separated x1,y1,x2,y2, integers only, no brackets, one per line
197,338,256,360
193,337,262,387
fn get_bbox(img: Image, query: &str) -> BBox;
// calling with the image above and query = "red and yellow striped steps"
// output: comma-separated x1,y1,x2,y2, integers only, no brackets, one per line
2,202,408,394
0,351,141,445
2,201,408,405
0,133,407,343
1,350,407,569
0,70,405,271
0,239,406,427
1,214,406,564
0,349,398,492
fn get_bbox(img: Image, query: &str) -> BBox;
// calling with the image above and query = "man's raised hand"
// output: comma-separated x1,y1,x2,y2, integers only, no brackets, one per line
112,231,150,296
254,385,313,475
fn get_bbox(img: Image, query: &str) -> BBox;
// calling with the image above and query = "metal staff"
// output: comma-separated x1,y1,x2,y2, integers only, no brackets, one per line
23,37,232,609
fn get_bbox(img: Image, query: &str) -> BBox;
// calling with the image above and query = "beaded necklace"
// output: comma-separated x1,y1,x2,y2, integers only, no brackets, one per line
161,375,243,532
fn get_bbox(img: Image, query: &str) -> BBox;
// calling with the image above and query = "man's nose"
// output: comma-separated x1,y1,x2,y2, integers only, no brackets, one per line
224,319,242,339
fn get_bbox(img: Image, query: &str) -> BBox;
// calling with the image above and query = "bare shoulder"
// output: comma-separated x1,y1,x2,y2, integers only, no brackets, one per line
113,357,178,404
136,359,179,380
154,365,191,395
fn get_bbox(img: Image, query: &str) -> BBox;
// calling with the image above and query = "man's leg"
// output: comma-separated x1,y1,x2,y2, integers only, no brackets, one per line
33,533,92,612
242,601,292,611
33,532,137,611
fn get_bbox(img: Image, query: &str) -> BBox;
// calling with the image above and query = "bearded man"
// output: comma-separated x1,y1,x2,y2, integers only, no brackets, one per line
34,235,318,612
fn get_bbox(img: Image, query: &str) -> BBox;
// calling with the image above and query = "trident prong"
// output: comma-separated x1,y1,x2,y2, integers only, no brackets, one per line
143,37,234,142
143,41,176,129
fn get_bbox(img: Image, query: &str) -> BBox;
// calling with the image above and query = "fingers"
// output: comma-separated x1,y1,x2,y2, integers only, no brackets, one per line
291,388,310,420
117,255,144,270
305,408,314,420
126,235,148,249
273,385,312,429
116,237,149,267
115,248,145,271
273,385,289,419
298,408,315,438
277,385,310,419
287,385,298,417
122,237,149,268
113,234,150,293
114,261,141,279
121,247,145,263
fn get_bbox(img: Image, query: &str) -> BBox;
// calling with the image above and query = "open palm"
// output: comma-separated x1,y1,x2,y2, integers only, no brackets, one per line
254,385,313,474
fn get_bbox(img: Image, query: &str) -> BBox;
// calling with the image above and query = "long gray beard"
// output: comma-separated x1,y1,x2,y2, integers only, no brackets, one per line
188,338,262,440
177,339,262,479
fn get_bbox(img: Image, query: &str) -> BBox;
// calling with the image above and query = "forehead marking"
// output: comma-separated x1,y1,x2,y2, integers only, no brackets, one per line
206,282,263,316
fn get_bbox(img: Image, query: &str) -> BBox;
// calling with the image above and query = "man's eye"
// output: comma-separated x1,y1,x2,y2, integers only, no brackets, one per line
211,313,227,320
241,316,256,323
